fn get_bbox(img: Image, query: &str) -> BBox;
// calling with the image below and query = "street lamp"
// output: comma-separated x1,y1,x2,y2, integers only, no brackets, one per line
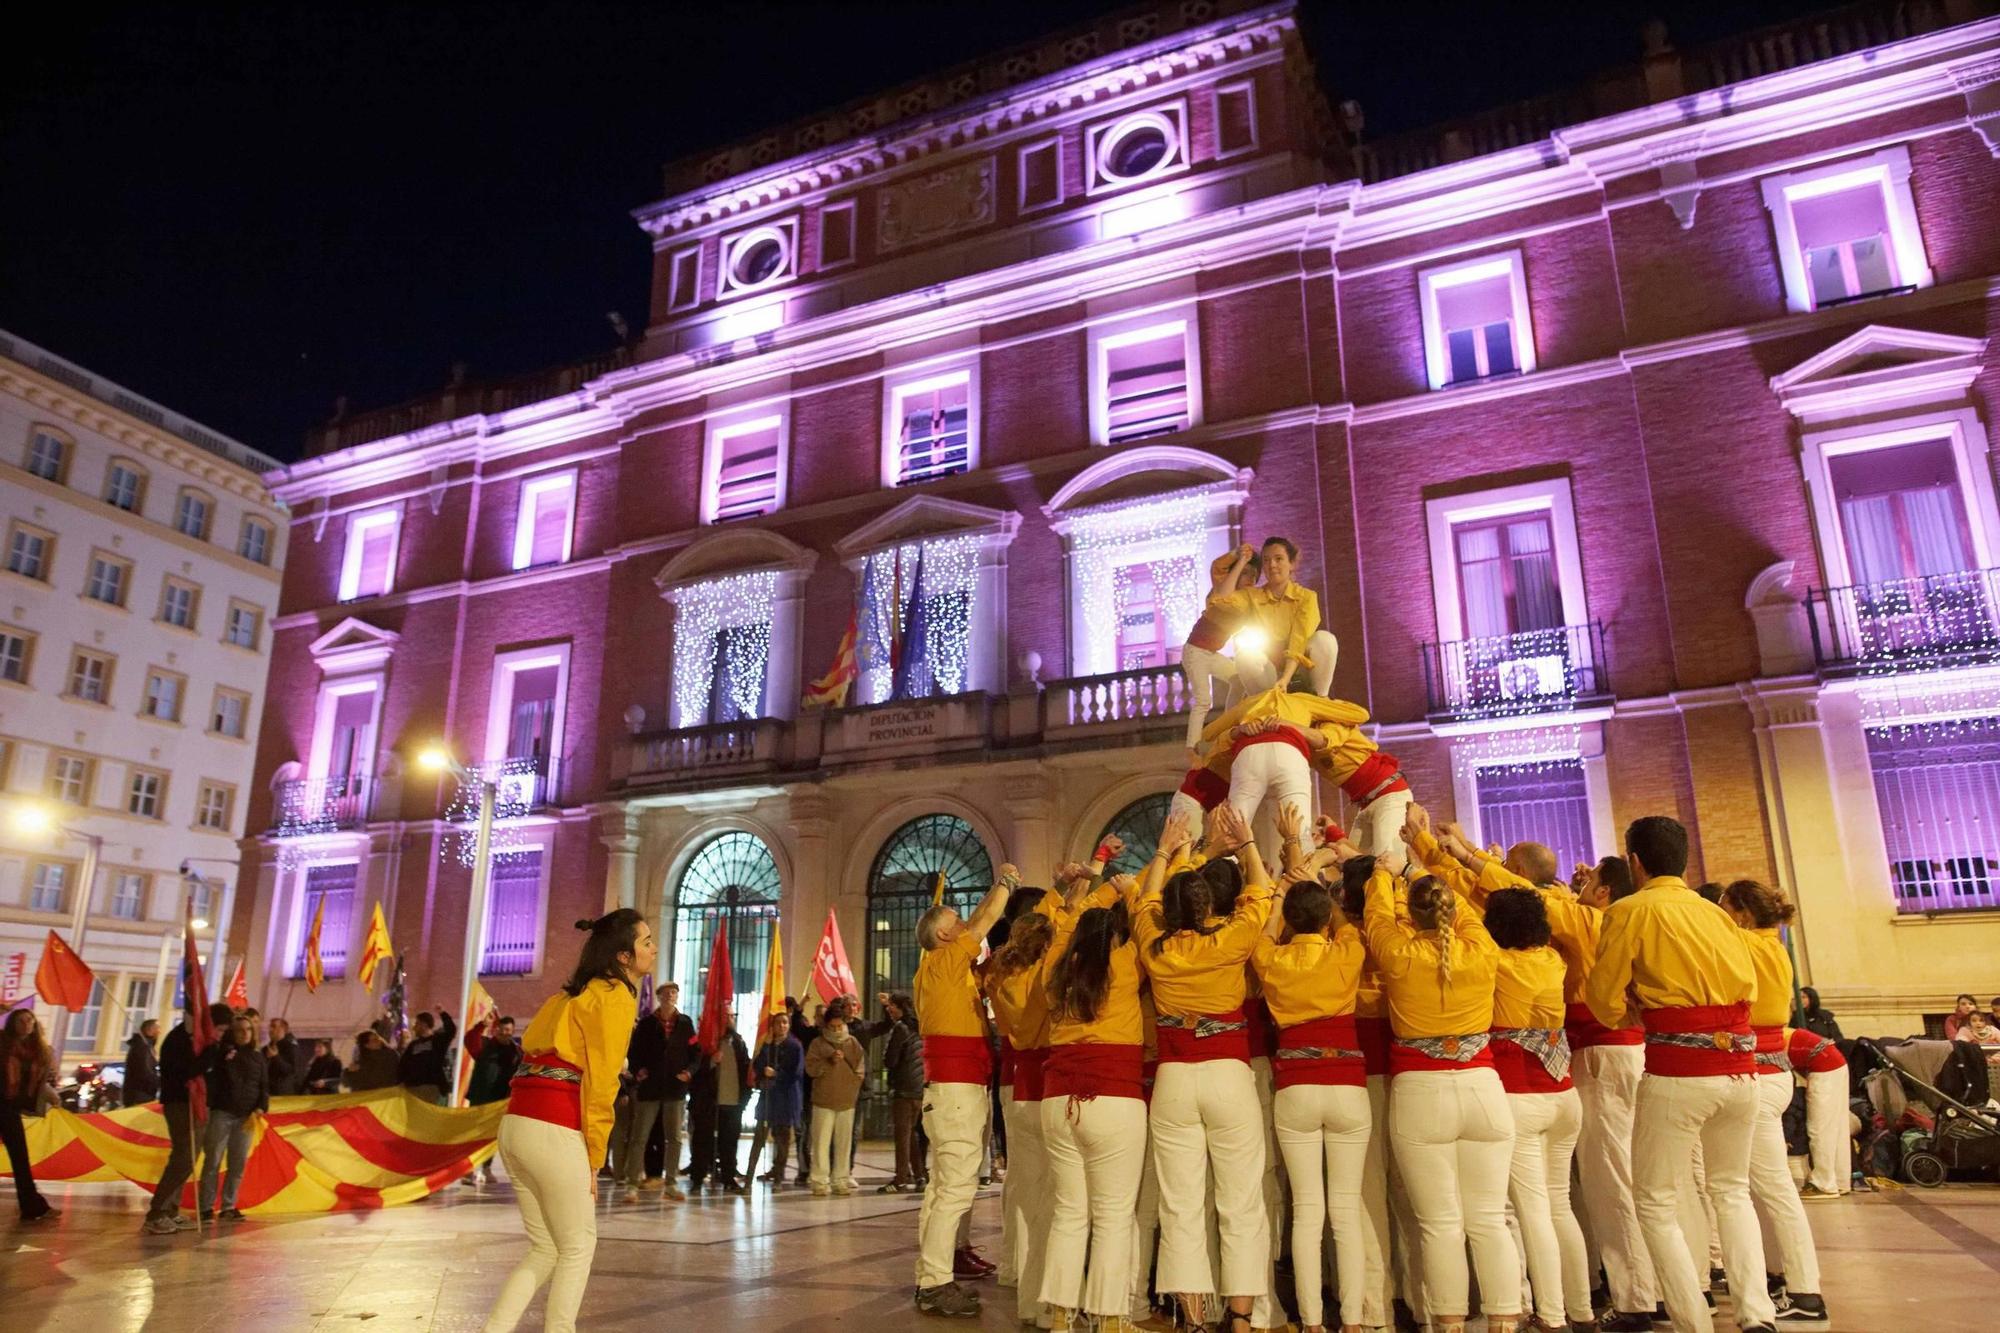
6,799,104,1069
419,743,497,1108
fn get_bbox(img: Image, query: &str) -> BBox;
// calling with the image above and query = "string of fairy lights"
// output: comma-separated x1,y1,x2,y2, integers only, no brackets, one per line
1068,489,1210,677
858,535,979,704
440,757,543,868
670,569,779,728
1845,571,2000,742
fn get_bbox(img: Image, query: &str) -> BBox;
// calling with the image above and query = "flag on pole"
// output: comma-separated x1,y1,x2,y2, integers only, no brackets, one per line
695,921,734,1056
184,900,219,1127
854,551,891,694
891,546,928,700
303,895,327,993
759,926,787,1021
357,902,394,989
34,930,95,1009
455,978,499,1103
0,951,25,1005
224,960,249,1011
802,610,858,709
807,908,856,1004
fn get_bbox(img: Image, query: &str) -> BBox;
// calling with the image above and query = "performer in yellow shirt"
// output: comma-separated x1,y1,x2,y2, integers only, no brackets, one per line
1181,544,1258,764
988,897,1056,1329
1206,536,1339,697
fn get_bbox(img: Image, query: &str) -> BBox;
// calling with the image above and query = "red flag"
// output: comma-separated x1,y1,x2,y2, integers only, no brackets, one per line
184,903,219,1079
34,929,95,1009
695,920,734,1056
224,960,249,1010
807,908,856,1004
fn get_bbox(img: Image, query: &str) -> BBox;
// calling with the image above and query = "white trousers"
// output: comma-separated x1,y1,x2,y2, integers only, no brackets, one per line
1508,1088,1594,1326
1183,642,1241,749
1572,1043,1656,1314
1350,787,1414,875
1357,1074,1399,1327
917,1081,990,1288
1275,1082,1373,1328
1389,1067,1520,1320
1631,1073,1775,1333
1750,1073,1822,1294
1040,1094,1149,1317
1247,1058,1289,1330
1006,1097,1052,1322
998,1084,1020,1286
1805,1069,1851,1194
1227,739,1313,835
810,1104,855,1192
1152,1059,1271,1298
484,1116,598,1333
1130,1135,1162,1322
1236,629,1338,696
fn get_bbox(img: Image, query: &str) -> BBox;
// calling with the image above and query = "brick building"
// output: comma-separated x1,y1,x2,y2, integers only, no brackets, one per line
238,0,2000,1085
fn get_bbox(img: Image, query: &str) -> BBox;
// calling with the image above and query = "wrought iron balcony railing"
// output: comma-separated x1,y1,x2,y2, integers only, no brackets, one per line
271,775,372,837
1807,569,2000,676
1420,622,1609,721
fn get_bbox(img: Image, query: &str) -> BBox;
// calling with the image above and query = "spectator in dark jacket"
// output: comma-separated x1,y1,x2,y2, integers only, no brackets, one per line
123,1020,161,1106
303,1040,345,1095
263,1018,300,1096
789,1000,821,1184
687,1012,753,1192
853,991,925,1191
465,1015,523,1183
345,1030,401,1091
617,983,698,1196
198,1008,268,1221
746,1011,805,1185
1799,986,1843,1041
143,1014,200,1232
398,1009,456,1103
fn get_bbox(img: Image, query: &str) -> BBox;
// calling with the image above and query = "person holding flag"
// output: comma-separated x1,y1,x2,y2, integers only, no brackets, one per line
144,904,221,1236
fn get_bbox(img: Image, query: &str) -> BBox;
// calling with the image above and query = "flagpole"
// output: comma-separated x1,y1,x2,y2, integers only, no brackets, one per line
48,827,104,1070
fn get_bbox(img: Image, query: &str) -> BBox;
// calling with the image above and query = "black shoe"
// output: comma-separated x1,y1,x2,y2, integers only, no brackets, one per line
1767,1271,1788,1300
1774,1292,1829,1322
1740,1325,1779,1333
1393,1299,1422,1332
220,1208,247,1222
1709,1266,1727,1293
198,1209,214,1223
1600,1312,1652,1332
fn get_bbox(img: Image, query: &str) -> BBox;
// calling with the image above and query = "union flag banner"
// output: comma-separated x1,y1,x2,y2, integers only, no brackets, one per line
35,930,94,1010
806,908,856,1004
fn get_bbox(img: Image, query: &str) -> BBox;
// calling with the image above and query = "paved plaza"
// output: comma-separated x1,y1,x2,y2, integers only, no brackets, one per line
6,1144,1997,1331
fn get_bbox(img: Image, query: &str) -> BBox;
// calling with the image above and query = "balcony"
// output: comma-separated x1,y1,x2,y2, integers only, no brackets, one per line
1421,622,1610,722
1807,569,2000,677
271,776,372,837
620,719,785,785
1044,663,1190,736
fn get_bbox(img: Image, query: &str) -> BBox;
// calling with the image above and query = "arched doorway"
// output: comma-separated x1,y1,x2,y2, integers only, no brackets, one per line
1094,791,1175,877
669,831,781,1032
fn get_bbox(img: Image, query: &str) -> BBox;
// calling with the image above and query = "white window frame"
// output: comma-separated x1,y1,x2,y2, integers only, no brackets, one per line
195,781,233,831
483,642,573,774
68,650,112,704
1450,730,1617,866
1087,304,1204,447
0,624,33,685
666,243,704,312
1085,101,1191,196
174,488,213,540
110,872,148,920
307,676,384,783
30,860,73,912
211,687,250,739
1212,80,1260,159
50,754,92,805
1760,144,1932,315
338,507,402,601
85,552,130,606
224,600,261,649
159,578,199,630
238,517,274,565
817,200,857,270
1799,408,2000,590
1424,478,1588,647
702,405,791,525
128,768,165,819
285,857,359,982
142,670,184,723
1017,136,1064,213
881,363,981,488
511,470,578,571
1055,483,1243,679
476,832,553,978
717,218,799,300
1417,250,1537,391
25,428,69,482
104,459,146,512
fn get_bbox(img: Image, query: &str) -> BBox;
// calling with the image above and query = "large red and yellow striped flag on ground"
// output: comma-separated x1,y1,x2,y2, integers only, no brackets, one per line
303,894,327,993
357,901,394,988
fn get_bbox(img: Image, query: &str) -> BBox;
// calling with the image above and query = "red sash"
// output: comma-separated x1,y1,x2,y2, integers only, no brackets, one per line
1388,1034,1495,1076
1141,1057,1158,1105
1156,1006,1253,1064
1274,1014,1366,1090
1043,1043,1145,1101
1011,1046,1048,1103
999,1038,1017,1088
1245,998,1277,1061
1753,1024,1789,1076
925,1033,993,1086
1565,1001,1644,1049
1339,750,1408,807
1642,1003,1754,1077
1491,1031,1573,1094
1356,1014,1391,1078
1234,729,1313,764
506,1051,583,1132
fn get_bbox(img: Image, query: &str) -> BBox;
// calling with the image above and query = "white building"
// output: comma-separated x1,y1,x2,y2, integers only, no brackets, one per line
0,328,285,1070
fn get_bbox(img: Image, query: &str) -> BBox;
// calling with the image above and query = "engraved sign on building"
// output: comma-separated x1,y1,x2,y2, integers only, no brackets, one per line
878,158,996,252
864,703,942,746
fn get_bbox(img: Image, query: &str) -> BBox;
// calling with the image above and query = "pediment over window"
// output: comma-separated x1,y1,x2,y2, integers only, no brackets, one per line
308,616,401,676
1042,444,1252,521
834,494,1019,558
655,526,817,593
1770,324,1987,421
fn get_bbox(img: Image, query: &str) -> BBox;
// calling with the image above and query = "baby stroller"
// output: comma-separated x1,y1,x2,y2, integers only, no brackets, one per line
1855,1036,2000,1187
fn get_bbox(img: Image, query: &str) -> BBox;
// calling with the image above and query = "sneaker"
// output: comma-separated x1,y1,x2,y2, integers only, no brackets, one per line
877,1181,907,1193
664,1185,686,1201
1766,1272,1788,1300
1709,1267,1727,1293
916,1283,982,1318
171,1215,197,1231
1798,1183,1838,1201
198,1209,214,1223
24,1206,59,1224
729,1180,750,1196
640,1176,663,1191
1600,1313,1652,1332
143,1216,181,1235
1739,1326,1779,1333
220,1208,247,1222
1774,1293,1828,1322
811,1184,829,1197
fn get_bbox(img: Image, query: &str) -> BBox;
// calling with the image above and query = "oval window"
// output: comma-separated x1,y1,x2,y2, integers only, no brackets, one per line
731,235,787,287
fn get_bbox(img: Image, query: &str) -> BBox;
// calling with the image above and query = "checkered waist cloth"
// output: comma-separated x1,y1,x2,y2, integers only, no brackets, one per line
514,1061,583,1085
1490,1026,1572,1083
1644,1029,1755,1055
1275,1045,1364,1062
1754,1051,1794,1072
1156,1012,1248,1040
1392,1032,1491,1064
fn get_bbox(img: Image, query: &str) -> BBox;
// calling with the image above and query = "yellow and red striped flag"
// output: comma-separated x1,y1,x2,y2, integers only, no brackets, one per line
303,895,327,993
759,926,787,1021
357,902,394,989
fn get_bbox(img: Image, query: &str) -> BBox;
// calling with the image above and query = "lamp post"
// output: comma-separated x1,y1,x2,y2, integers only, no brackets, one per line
418,744,497,1108
6,801,104,1070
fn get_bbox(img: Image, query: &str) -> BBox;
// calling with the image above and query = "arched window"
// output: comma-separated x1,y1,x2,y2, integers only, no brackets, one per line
1094,792,1175,877
669,831,781,1025
864,814,994,997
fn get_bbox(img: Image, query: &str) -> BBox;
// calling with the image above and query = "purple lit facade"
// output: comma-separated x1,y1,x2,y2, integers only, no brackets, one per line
239,0,2000,1045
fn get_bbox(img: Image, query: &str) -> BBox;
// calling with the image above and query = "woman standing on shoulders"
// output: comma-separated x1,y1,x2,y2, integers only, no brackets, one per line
482,910,654,1333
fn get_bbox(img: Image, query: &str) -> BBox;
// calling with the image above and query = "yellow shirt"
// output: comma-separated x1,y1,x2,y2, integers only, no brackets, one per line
1361,868,1499,1038
1132,881,1276,1017
1491,945,1569,1031
1209,581,1323,666
914,933,987,1039
1198,688,1373,784
1425,840,1604,1009
1250,927,1365,1026
1584,877,1757,1031
1038,882,1143,1045
1410,829,1483,903
989,962,1051,1050
1742,926,1795,1028
516,977,639,1170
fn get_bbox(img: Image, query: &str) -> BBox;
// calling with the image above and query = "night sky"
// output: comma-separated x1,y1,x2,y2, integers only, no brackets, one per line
1,1,1838,462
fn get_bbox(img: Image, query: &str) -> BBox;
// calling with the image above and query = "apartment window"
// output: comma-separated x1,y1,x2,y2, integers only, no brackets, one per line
1453,514,1564,640
72,979,106,1047
1090,312,1201,446
482,848,543,976
29,861,71,912
666,244,703,312
1871,721,2000,912
817,200,856,269
159,578,200,630
25,429,69,482
1762,145,1932,314
142,669,184,722
1214,81,1259,157
85,552,131,606
1018,137,1063,212
0,626,32,685
195,781,234,831
291,862,356,979
5,522,52,581
1114,561,1177,671
1418,251,1536,390
717,219,798,299
339,508,400,600
884,367,977,487
104,460,146,511
67,650,112,704
854,540,982,705
703,410,787,523
238,518,274,565
49,753,92,805
190,878,216,926
211,688,250,739
512,471,577,570
1476,760,1595,873
173,489,213,540
110,872,148,920
128,768,166,819
124,978,155,1036
1830,439,1975,587
1086,103,1189,194
224,600,261,649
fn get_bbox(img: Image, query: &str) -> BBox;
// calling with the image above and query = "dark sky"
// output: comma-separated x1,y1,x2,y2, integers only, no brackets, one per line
1,1,1837,462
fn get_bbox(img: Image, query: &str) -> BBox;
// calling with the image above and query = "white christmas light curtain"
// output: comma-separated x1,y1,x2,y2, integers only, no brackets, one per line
1069,490,1209,677
672,570,779,728
858,536,979,705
